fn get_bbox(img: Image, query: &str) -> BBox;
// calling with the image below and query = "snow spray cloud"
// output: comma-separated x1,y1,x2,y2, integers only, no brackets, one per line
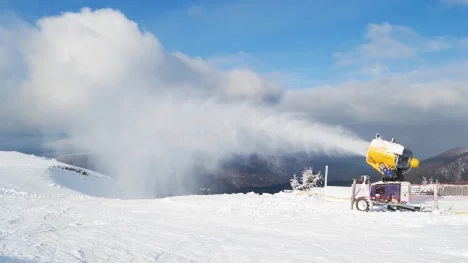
4,8,369,198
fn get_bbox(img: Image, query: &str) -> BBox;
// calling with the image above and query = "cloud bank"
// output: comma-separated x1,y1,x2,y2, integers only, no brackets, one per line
280,22,468,158
0,8,369,198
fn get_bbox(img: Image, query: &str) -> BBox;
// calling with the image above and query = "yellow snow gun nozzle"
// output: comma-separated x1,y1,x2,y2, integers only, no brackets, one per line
410,158,420,168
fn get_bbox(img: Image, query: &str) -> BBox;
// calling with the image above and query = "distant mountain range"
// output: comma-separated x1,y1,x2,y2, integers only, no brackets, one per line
55,147,468,195
55,152,375,194
405,147,468,184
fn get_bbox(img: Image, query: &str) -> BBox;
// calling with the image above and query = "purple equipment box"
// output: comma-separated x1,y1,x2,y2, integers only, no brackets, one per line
370,183,401,203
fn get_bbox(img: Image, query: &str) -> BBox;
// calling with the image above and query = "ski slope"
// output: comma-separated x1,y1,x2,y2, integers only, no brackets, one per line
1,152,468,262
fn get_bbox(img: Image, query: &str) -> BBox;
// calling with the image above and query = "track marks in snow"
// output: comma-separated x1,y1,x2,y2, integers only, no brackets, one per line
2,193,468,262
0,188,46,200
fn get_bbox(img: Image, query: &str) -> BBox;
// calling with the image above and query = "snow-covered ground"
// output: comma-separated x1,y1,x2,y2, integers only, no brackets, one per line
1,151,468,262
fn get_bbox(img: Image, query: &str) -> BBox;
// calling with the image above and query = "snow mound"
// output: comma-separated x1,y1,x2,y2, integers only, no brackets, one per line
0,151,123,198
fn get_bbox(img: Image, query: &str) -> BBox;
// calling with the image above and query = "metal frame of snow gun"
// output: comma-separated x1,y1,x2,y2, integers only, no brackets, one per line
350,175,432,212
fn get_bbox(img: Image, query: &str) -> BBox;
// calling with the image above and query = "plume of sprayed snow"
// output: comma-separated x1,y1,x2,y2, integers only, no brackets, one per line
2,7,369,198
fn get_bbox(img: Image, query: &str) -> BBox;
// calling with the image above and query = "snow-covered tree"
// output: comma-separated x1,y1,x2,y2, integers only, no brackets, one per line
290,173,300,190
290,166,324,191
199,186,210,195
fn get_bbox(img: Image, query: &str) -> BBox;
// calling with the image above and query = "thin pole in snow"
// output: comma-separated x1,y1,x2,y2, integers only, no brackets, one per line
351,178,356,210
433,181,439,211
324,165,328,195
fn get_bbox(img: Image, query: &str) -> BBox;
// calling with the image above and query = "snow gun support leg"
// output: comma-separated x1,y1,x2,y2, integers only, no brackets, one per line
351,178,356,210
350,176,372,212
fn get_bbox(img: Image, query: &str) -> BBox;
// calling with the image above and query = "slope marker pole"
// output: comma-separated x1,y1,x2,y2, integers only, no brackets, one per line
324,165,328,195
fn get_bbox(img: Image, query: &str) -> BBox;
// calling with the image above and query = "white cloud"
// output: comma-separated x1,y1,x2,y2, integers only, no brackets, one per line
361,23,417,59
333,22,454,67
278,59,468,158
1,7,368,198
359,62,389,78
280,76,468,124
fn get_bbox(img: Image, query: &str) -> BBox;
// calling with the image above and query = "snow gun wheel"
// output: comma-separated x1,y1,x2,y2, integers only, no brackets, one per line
355,198,371,212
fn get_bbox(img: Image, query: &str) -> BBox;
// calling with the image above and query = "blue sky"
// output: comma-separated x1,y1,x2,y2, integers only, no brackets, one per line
2,0,468,89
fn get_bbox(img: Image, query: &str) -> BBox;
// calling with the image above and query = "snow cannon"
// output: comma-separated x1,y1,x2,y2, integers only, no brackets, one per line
366,133,419,182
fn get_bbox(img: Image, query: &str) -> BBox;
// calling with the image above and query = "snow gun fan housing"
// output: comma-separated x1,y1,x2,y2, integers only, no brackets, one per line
366,134,420,182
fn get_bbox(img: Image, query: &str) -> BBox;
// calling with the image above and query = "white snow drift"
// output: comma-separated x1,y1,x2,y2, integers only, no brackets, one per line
1,151,468,263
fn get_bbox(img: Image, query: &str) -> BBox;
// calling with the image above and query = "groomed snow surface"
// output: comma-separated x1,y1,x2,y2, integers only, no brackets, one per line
1,152,468,263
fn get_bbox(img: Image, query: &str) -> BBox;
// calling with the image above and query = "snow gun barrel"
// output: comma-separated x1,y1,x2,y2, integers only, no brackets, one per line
365,134,419,181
